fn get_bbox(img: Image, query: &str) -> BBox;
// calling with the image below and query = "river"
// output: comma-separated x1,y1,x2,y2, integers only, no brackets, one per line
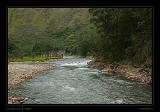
9,56,152,104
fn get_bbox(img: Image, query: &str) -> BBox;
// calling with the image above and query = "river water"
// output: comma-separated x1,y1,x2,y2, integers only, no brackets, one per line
10,56,152,104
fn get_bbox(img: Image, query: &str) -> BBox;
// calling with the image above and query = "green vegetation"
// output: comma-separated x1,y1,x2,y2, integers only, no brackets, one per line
9,55,48,62
8,8,96,60
9,55,62,62
8,8,152,69
89,8,152,66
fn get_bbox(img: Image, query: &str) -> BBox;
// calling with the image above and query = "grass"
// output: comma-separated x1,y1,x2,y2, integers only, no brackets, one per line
9,55,62,62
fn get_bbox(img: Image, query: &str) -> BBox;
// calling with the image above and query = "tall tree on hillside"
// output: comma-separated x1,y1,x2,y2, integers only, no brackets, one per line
89,8,152,64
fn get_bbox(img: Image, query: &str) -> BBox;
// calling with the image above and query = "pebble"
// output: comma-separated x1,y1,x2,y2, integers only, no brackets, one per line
8,63,53,104
8,63,53,85
88,60,151,84
25,97,29,100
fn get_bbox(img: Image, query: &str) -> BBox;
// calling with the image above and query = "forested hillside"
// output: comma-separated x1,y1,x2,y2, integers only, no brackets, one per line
89,8,152,66
8,8,152,104
8,8,98,57
8,8,152,67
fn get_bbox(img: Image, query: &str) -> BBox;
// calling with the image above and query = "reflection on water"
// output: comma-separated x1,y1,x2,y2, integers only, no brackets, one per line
10,57,152,104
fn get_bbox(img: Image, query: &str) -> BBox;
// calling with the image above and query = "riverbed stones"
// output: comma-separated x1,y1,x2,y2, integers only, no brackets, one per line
11,96,24,103
8,63,54,85
9,96,29,104
8,62,54,104
88,59,151,85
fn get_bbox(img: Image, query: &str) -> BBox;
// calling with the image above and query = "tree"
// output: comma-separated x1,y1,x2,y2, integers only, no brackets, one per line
32,41,53,55
89,8,152,64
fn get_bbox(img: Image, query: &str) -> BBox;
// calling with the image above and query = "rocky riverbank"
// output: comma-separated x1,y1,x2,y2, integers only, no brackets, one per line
8,62,54,104
88,59,152,85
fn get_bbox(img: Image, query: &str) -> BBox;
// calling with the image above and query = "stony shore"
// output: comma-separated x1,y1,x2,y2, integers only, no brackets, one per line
87,60,152,85
8,62,54,104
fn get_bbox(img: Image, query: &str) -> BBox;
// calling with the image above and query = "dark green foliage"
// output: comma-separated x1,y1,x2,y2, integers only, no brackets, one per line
32,41,53,55
8,8,96,57
8,39,17,54
89,8,152,65
8,8,152,67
